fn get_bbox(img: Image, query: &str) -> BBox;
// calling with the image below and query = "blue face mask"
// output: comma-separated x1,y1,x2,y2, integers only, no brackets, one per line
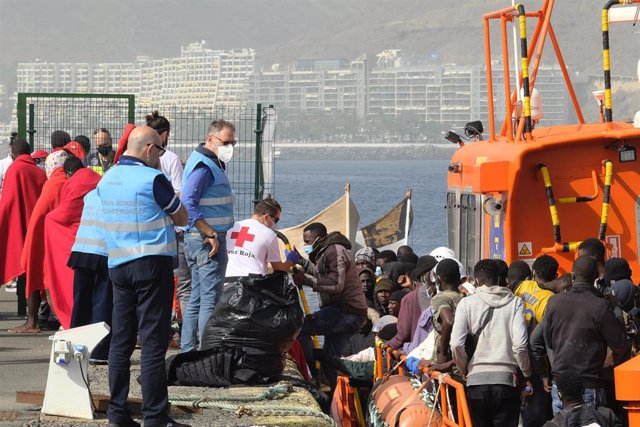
303,237,319,255
375,266,383,277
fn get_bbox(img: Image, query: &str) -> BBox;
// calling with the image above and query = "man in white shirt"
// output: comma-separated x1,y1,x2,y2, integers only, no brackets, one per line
0,133,17,198
225,197,298,279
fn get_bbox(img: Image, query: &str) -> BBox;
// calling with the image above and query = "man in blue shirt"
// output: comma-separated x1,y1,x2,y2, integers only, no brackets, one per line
180,119,236,352
98,126,189,427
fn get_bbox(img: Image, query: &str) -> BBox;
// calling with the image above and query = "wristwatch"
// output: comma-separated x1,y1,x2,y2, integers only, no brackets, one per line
205,232,217,239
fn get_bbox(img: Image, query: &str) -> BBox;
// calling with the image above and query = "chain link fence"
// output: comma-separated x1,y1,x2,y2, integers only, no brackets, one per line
16,93,275,220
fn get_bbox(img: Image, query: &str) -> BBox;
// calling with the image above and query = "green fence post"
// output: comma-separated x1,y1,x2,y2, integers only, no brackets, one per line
253,103,264,206
17,93,26,140
27,104,36,152
127,95,136,124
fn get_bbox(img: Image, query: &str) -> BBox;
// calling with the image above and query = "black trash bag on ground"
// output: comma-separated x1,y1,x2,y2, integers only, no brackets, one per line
200,271,304,383
165,347,245,387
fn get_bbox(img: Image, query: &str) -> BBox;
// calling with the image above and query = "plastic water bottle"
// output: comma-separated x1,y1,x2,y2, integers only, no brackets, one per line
521,385,533,409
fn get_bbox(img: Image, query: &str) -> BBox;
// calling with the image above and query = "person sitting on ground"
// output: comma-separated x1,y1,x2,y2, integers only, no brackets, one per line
507,260,532,292
372,278,395,317
429,258,463,373
544,256,629,415
450,259,533,427
384,255,437,351
293,222,367,389
387,289,408,317
543,371,621,427
224,197,298,279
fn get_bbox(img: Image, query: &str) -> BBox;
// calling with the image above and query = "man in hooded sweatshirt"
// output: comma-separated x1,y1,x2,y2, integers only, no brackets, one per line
293,221,367,388
450,259,533,427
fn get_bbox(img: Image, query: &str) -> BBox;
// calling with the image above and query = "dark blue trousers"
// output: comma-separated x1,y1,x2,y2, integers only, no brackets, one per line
107,256,173,426
70,266,113,361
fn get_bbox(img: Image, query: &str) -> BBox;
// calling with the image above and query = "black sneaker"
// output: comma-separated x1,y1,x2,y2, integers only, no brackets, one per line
107,420,141,427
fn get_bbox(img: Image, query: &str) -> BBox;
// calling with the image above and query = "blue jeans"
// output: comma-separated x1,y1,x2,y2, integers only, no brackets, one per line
298,305,365,388
180,231,227,352
551,382,606,415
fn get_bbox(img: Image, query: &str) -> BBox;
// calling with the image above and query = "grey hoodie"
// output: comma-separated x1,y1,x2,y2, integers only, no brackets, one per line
450,285,532,387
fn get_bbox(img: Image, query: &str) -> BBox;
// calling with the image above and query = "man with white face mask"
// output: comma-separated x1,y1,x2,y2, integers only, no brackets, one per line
224,197,299,279
180,119,236,353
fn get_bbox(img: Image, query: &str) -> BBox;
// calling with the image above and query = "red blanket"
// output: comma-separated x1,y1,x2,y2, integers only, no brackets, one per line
44,168,101,329
0,155,46,284
21,168,67,295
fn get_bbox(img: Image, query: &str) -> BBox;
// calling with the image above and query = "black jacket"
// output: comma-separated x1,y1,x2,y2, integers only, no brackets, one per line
543,283,628,387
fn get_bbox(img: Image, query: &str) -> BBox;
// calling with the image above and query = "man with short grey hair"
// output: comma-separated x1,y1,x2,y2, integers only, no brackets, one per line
180,119,236,352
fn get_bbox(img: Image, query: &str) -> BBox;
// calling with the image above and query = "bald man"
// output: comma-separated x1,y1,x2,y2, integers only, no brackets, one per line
97,126,189,427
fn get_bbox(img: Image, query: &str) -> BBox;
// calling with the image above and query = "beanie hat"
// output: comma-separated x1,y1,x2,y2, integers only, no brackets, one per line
372,315,397,333
604,258,632,286
389,289,408,303
45,150,68,179
374,279,395,294
612,279,637,312
355,247,376,267
410,255,438,281
378,323,398,341
63,141,86,161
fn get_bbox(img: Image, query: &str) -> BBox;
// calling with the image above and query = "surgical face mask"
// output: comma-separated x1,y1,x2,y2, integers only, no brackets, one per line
216,144,234,163
97,145,112,156
303,236,319,255
375,266,383,277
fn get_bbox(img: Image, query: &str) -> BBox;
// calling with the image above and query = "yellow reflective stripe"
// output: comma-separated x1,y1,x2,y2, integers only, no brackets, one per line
109,243,174,259
100,217,172,233
74,237,107,249
200,196,235,206
550,205,560,226
204,216,234,225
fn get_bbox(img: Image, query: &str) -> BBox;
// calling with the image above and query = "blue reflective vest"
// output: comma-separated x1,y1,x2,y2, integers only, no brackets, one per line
182,150,234,232
71,189,108,257
97,163,176,268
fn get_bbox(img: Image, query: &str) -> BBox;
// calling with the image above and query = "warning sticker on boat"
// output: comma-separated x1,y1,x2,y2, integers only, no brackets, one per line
518,242,533,257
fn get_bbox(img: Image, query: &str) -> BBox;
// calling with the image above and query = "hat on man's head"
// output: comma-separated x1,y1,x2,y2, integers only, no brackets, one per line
604,258,632,286
612,279,637,312
63,142,86,161
374,279,395,294
355,247,376,268
410,255,438,281
389,289,408,303
31,150,48,159
358,265,375,276
430,247,456,262
372,315,397,333
378,323,398,341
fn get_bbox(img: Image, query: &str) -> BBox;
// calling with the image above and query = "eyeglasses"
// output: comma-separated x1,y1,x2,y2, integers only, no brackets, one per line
93,128,109,135
212,134,237,146
148,143,166,157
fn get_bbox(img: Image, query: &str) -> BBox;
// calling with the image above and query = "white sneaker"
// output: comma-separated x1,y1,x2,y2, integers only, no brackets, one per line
4,280,17,293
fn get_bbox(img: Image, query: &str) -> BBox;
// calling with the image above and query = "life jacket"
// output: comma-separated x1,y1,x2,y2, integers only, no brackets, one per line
182,150,234,232
97,162,176,267
71,189,108,257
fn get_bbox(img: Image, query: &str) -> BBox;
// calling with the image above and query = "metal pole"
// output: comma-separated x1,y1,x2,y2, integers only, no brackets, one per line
17,93,27,141
253,103,264,206
27,103,36,152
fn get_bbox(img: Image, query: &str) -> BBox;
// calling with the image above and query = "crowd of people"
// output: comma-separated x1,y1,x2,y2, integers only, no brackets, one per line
311,239,635,427
0,115,638,427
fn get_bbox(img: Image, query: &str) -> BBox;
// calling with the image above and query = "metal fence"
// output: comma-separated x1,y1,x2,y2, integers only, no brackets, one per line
16,93,275,220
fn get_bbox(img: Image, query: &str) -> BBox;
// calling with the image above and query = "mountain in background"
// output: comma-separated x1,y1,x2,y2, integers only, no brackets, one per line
1,0,637,77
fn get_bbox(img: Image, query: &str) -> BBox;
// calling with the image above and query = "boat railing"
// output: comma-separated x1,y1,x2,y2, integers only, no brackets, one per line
372,343,473,427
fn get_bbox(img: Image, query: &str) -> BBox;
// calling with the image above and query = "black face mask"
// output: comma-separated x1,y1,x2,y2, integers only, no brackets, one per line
97,145,112,156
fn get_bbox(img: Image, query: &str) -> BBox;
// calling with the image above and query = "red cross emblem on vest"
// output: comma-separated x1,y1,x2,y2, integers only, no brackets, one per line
231,226,255,248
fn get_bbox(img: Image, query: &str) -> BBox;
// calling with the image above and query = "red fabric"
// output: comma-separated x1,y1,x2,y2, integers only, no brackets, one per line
0,155,47,284
113,123,136,163
21,168,67,295
288,339,312,381
44,168,101,329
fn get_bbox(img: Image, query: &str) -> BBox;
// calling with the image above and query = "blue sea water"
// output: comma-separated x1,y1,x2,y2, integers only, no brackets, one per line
273,160,450,256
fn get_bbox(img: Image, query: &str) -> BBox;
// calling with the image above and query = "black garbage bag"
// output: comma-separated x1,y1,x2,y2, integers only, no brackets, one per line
200,271,304,383
165,347,245,387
